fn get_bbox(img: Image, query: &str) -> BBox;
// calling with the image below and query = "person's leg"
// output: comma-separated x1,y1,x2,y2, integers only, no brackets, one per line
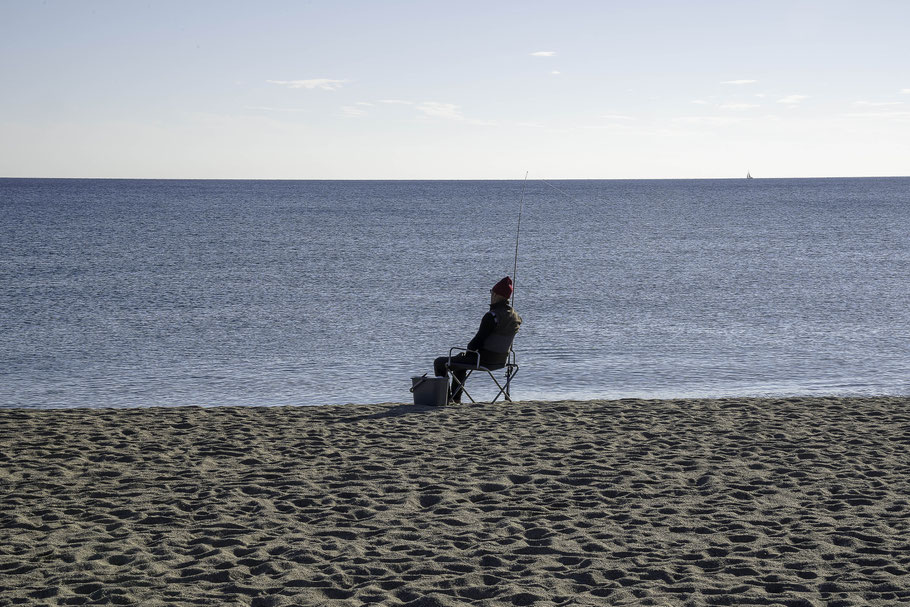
434,354,470,403
433,356,448,378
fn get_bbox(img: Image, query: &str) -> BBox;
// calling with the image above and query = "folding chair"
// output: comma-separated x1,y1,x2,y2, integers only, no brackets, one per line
445,347,519,403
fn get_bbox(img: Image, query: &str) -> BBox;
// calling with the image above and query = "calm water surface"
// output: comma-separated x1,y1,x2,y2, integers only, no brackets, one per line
1,178,908,408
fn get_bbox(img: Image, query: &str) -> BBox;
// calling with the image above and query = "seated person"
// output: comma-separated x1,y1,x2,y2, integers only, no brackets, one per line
433,276,522,403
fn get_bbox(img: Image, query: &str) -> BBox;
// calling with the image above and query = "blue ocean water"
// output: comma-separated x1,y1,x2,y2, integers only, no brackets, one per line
1,178,909,408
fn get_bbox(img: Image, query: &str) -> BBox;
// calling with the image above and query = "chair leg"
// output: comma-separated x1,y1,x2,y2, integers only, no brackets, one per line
462,370,477,403
488,371,511,404
503,366,518,403
447,368,476,404
449,365,517,404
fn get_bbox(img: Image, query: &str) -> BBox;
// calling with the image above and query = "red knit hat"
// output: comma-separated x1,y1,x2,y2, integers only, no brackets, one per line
491,276,513,298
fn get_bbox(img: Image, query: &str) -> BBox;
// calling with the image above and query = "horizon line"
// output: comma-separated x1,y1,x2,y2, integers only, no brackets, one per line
2,175,909,182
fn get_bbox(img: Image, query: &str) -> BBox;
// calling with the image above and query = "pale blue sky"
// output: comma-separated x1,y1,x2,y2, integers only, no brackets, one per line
2,0,908,178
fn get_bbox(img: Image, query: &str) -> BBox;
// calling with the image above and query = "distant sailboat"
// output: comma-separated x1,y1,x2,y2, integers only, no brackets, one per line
746,170,754,179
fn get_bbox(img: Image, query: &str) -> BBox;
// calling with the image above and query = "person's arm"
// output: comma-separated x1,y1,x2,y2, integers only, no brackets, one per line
467,312,496,351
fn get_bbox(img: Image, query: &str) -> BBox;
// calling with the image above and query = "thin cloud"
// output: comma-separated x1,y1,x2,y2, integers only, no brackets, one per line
581,124,634,131
373,99,492,125
675,116,744,127
340,106,367,117
267,79,348,91
244,106,308,113
777,95,808,104
551,71,561,75
530,51,556,57
901,89,910,94
722,79,757,85
720,103,760,110
582,115,636,130
416,102,464,120
413,101,496,126
854,101,903,107
844,111,910,120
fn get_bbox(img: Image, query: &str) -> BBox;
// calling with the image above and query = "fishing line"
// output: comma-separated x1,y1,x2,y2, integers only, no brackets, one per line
540,179,583,203
510,176,580,308
511,171,528,307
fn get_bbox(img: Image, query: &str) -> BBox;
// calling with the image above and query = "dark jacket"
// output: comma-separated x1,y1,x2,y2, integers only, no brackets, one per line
467,301,522,367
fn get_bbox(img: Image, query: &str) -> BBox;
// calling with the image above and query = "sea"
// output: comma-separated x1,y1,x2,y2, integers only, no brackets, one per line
1,177,908,409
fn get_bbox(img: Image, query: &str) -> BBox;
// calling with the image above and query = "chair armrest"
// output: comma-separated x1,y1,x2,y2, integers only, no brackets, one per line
448,347,481,369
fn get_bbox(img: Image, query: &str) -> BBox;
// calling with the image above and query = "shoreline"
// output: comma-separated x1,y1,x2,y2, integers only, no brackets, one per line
3,390,908,412
2,396,909,606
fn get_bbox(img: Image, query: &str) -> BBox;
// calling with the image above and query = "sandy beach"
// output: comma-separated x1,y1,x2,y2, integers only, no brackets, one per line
1,397,908,606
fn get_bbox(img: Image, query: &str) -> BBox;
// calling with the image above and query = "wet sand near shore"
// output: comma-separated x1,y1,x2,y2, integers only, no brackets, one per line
1,397,909,606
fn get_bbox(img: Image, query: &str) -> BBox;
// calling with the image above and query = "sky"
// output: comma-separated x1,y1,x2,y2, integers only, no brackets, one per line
1,0,908,179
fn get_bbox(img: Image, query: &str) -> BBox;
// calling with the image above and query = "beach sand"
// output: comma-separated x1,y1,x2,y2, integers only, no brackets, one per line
1,397,908,606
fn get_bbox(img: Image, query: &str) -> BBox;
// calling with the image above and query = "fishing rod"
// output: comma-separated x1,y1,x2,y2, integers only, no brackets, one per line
511,171,528,308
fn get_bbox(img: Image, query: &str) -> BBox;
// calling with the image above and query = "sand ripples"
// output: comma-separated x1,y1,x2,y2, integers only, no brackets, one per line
2,397,909,605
